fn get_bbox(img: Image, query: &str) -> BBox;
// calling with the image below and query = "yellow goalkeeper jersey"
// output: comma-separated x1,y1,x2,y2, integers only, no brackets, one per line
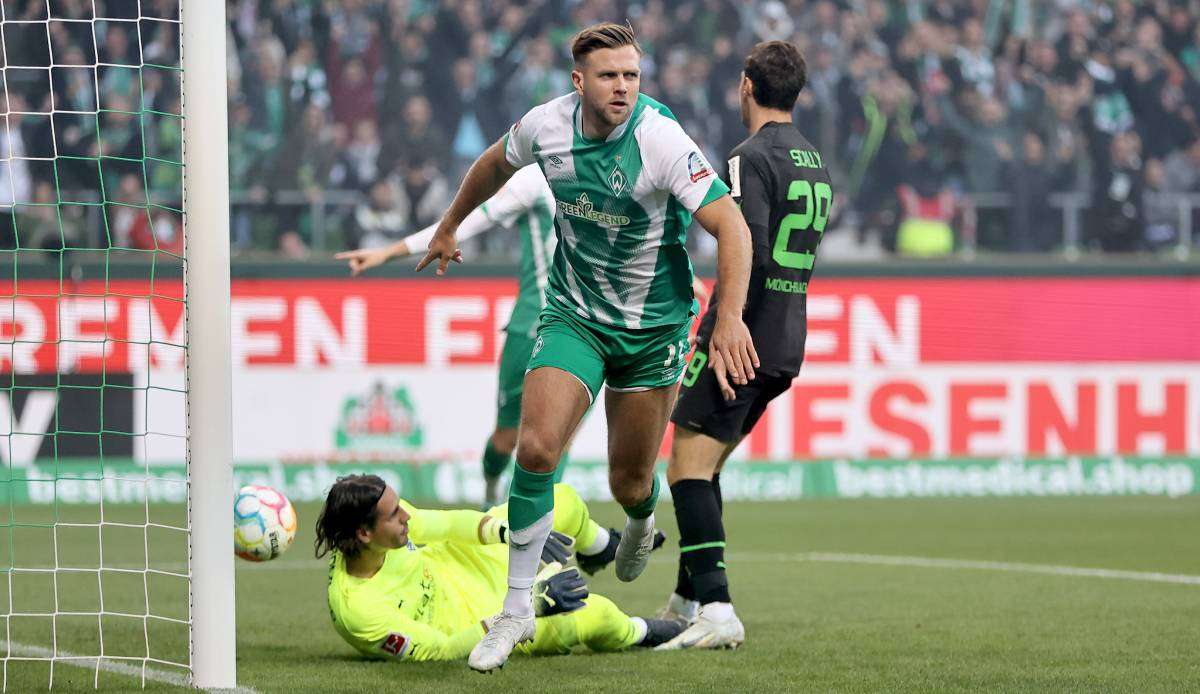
326,500,509,662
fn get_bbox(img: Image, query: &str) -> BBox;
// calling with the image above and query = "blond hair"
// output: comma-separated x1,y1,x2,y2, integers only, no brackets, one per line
570,22,642,65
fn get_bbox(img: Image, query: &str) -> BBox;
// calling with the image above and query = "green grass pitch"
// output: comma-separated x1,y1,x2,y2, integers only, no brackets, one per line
2,495,1197,692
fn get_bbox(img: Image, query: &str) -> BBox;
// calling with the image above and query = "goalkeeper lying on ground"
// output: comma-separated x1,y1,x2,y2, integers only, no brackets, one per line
315,475,682,662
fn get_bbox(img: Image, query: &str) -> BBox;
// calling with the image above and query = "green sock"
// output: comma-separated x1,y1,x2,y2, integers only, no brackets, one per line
622,474,660,520
482,441,511,478
508,465,556,532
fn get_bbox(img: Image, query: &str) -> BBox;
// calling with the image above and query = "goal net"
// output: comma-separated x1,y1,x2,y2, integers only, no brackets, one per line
0,1,234,689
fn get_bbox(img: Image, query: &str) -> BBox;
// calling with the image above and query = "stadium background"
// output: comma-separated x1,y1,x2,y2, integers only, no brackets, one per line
4,0,1198,505
0,1,1198,692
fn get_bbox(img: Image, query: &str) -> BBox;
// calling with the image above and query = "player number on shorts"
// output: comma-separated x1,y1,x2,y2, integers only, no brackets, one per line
663,338,690,368
682,350,708,387
772,180,832,270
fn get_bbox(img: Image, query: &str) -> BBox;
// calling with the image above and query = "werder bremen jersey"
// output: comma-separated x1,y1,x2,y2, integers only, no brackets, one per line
504,92,730,329
481,166,556,337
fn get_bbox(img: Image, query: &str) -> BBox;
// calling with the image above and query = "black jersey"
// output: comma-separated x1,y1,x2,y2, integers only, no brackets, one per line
696,121,833,375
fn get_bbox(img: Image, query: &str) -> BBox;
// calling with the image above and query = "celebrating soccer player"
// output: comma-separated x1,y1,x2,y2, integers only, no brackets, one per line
413,22,757,671
658,41,833,650
337,166,709,511
337,166,558,508
316,475,684,662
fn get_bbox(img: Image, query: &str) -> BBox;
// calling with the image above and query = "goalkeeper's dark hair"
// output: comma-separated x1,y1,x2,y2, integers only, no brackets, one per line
314,474,387,559
571,22,642,65
744,41,807,112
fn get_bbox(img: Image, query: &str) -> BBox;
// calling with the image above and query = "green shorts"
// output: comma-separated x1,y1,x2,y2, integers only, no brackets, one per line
496,330,537,429
526,302,692,401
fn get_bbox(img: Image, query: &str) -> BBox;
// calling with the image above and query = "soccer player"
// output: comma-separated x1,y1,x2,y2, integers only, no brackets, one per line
337,167,709,509
413,22,758,671
337,166,557,508
316,475,685,662
658,41,833,650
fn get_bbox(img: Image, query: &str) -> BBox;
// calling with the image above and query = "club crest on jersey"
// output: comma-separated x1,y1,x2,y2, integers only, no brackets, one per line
688,151,712,183
608,165,628,196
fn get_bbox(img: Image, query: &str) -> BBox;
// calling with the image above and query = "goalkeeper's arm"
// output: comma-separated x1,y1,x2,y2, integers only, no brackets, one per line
362,606,487,662
403,500,575,567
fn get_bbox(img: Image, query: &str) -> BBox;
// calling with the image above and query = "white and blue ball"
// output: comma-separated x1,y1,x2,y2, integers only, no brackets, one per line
233,485,297,562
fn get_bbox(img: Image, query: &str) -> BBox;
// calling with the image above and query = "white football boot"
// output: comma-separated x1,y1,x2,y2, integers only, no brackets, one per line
614,514,657,582
655,592,700,624
654,602,745,650
468,611,535,672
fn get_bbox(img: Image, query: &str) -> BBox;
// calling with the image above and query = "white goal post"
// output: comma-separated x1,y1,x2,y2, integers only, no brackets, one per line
181,1,236,690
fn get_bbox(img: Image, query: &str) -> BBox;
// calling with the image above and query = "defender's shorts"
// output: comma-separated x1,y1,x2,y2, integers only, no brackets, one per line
670,346,796,443
526,303,691,401
495,330,537,429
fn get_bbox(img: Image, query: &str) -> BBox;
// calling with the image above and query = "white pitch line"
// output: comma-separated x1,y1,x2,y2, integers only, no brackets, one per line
226,552,1200,586
797,552,1200,586
5,643,258,693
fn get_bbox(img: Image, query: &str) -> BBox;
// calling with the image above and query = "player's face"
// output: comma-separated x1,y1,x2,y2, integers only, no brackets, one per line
363,486,410,550
573,45,641,129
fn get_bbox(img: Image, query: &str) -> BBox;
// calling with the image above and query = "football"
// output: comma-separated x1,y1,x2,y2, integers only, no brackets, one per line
234,485,298,562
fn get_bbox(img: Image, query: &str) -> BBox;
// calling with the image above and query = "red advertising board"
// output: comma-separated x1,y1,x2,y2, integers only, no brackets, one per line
4,277,1199,459
5,277,1199,371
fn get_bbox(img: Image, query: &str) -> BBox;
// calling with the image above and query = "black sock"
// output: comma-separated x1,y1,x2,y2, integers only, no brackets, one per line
713,473,723,513
674,552,695,600
670,479,730,605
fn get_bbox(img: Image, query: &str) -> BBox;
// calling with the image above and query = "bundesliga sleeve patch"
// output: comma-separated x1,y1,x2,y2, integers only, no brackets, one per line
688,151,712,183
380,632,409,658
727,156,741,198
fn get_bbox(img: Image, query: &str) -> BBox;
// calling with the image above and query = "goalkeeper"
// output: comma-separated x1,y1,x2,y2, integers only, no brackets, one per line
315,475,682,662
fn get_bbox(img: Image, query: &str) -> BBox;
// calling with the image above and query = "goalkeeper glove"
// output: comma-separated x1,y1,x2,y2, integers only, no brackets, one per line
539,530,575,567
532,563,588,617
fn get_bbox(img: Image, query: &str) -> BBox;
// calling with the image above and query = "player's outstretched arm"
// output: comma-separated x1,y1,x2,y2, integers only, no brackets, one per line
693,195,759,400
337,166,539,276
416,138,518,276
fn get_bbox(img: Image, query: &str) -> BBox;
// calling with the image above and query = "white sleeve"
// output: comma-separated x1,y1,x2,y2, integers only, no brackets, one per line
399,166,549,251
479,166,543,228
642,117,729,214
504,104,546,169
400,206,494,252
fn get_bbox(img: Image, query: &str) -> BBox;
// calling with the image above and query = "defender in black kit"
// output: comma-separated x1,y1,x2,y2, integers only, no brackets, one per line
657,41,833,651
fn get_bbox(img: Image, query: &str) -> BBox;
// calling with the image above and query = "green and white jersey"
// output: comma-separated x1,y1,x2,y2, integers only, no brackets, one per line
402,166,556,337
504,92,729,329
479,166,556,337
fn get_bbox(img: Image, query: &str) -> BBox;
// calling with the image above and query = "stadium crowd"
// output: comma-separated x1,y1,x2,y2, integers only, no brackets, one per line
1,0,1198,257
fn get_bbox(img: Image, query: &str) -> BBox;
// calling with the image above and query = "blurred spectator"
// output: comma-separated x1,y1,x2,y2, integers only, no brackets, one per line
394,159,452,232
128,208,185,255
1090,131,1145,252
1143,158,1179,250
894,144,957,257
269,103,340,257
1004,132,1071,252
1164,136,1200,193
329,56,378,130
386,95,449,169
353,178,407,249
340,119,383,192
